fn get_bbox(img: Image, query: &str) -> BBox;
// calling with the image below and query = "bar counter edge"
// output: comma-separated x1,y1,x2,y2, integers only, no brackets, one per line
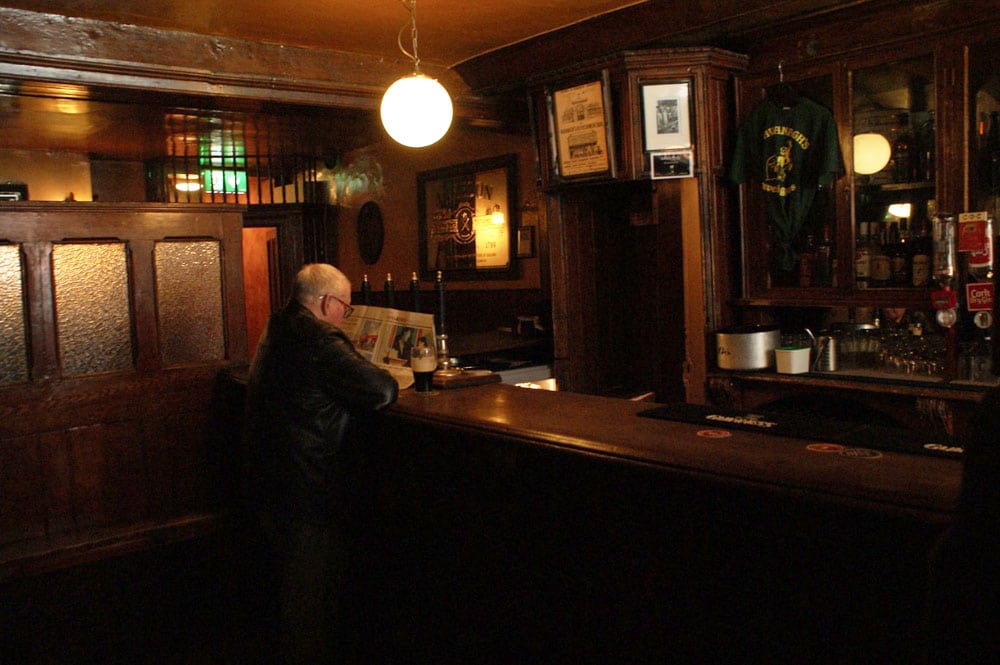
390,382,962,524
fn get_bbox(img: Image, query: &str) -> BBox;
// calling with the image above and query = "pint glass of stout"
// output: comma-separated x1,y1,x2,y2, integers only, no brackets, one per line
410,344,437,393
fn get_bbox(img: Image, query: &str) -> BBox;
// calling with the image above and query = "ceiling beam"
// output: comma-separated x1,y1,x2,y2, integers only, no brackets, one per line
454,0,880,94
0,7,501,121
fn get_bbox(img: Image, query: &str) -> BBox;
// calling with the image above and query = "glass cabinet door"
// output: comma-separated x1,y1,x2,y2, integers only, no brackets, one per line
739,73,840,296
971,37,1000,219
851,54,936,291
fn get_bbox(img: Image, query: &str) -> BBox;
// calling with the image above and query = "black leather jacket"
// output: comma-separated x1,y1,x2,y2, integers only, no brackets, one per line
244,299,398,524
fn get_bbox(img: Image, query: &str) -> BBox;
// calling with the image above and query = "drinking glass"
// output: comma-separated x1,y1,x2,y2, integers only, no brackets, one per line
410,343,437,393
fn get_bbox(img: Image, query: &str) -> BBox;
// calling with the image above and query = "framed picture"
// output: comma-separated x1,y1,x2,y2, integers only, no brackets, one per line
417,153,519,281
650,150,694,179
642,82,692,151
548,70,615,180
516,226,536,258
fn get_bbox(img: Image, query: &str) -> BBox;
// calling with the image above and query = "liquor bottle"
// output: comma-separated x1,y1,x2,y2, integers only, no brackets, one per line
981,111,1000,197
958,214,995,380
909,216,932,287
890,113,914,183
870,222,892,287
964,214,994,284
815,224,834,287
889,219,910,286
798,233,818,287
932,213,957,288
917,112,935,182
854,221,872,289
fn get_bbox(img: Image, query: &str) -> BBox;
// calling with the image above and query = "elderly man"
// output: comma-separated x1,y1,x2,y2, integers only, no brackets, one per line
244,263,398,664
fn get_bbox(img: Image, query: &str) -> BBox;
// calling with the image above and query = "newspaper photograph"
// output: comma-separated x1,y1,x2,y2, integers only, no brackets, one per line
338,305,436,389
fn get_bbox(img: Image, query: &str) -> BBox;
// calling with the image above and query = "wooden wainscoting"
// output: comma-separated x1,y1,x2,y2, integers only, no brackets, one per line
0,203,247,580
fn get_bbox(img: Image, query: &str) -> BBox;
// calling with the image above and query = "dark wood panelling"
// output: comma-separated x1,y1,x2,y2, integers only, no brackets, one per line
0,204,247,579
0,435,45,546
39,430,73,538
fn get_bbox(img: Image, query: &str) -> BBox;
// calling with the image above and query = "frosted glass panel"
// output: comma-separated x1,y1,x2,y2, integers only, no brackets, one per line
0,245,28,383
53,243,133,376
155,240,225,365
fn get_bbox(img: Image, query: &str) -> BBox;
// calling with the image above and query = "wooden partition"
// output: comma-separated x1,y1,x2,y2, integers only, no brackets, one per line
0,203,247,579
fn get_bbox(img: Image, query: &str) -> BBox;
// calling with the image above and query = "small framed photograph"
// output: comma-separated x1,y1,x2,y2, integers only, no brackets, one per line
516,226,536,258
642,82,692,151
650,150,694,179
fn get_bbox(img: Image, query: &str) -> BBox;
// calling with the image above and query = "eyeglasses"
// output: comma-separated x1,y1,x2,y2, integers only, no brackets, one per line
322,294,354,318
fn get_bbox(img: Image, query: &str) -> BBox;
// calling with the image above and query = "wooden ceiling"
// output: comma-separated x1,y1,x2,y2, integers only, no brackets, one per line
0,1,882,161
0,1,878,92
0,0,650,71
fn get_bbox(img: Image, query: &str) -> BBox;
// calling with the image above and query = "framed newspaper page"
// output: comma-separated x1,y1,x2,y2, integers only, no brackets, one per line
642,81,692,151
549,71,615,179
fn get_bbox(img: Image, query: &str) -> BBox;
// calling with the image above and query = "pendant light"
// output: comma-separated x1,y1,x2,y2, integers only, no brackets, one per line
380,0,453,148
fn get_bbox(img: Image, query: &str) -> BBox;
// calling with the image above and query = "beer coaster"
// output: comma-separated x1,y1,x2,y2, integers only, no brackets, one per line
806,443,845,453
839,447,882,459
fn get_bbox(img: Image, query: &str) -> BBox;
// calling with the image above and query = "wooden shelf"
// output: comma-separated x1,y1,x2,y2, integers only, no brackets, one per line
711,369,993,403
735,287,933,309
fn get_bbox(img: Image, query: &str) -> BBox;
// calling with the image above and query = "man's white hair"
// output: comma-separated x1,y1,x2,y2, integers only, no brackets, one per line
293,263,350,303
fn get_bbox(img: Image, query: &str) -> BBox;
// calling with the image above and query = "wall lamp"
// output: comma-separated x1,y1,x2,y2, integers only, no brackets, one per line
853,132,892,175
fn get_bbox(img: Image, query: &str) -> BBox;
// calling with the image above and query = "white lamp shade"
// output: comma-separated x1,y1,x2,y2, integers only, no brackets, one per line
853,132,892,175
380,74,453,148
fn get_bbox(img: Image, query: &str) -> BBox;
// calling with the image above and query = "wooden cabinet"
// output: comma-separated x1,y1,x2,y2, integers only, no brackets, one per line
529,48,748,187
734,48,951,307
718,2,1000,432
527,48,747,402
731,4,1000,307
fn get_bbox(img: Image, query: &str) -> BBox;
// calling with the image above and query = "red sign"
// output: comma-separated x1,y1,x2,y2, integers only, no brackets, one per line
931,287,957,310
957,212,990,254
966,281,994,311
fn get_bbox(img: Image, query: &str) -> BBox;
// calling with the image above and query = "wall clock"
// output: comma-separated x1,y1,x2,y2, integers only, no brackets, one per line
356,201,384,265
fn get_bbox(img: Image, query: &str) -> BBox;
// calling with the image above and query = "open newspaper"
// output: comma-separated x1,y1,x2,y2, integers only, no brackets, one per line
338,305,436,390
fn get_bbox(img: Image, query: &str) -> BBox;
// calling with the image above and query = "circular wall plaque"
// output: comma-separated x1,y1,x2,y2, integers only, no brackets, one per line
356,201,384,265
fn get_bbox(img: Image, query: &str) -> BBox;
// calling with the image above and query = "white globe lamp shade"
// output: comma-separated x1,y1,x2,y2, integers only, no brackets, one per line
380,74,453,148
853,132,892,175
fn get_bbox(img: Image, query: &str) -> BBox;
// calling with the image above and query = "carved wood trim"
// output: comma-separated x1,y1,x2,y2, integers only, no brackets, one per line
0,7,493,116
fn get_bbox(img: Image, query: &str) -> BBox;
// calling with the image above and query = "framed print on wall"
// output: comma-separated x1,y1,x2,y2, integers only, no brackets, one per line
650,150,694,179
417,153,519,281
549,70,616,180
642,82,692,151
516,226,535,258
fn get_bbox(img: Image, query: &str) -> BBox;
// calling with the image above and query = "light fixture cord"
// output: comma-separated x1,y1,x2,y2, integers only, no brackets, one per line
397,0,421,73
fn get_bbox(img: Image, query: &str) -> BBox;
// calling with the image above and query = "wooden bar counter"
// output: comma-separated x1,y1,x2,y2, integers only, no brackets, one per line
391,383,961,520
357,383,963,663
3,375,962,663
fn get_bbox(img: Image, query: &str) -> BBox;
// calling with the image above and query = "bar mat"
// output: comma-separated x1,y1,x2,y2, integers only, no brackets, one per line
637,402,962,459
433,369,501,389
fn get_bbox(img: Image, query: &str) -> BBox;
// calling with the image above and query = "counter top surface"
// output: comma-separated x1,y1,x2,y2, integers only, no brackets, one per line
393,384,962,520
446,330,547,357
